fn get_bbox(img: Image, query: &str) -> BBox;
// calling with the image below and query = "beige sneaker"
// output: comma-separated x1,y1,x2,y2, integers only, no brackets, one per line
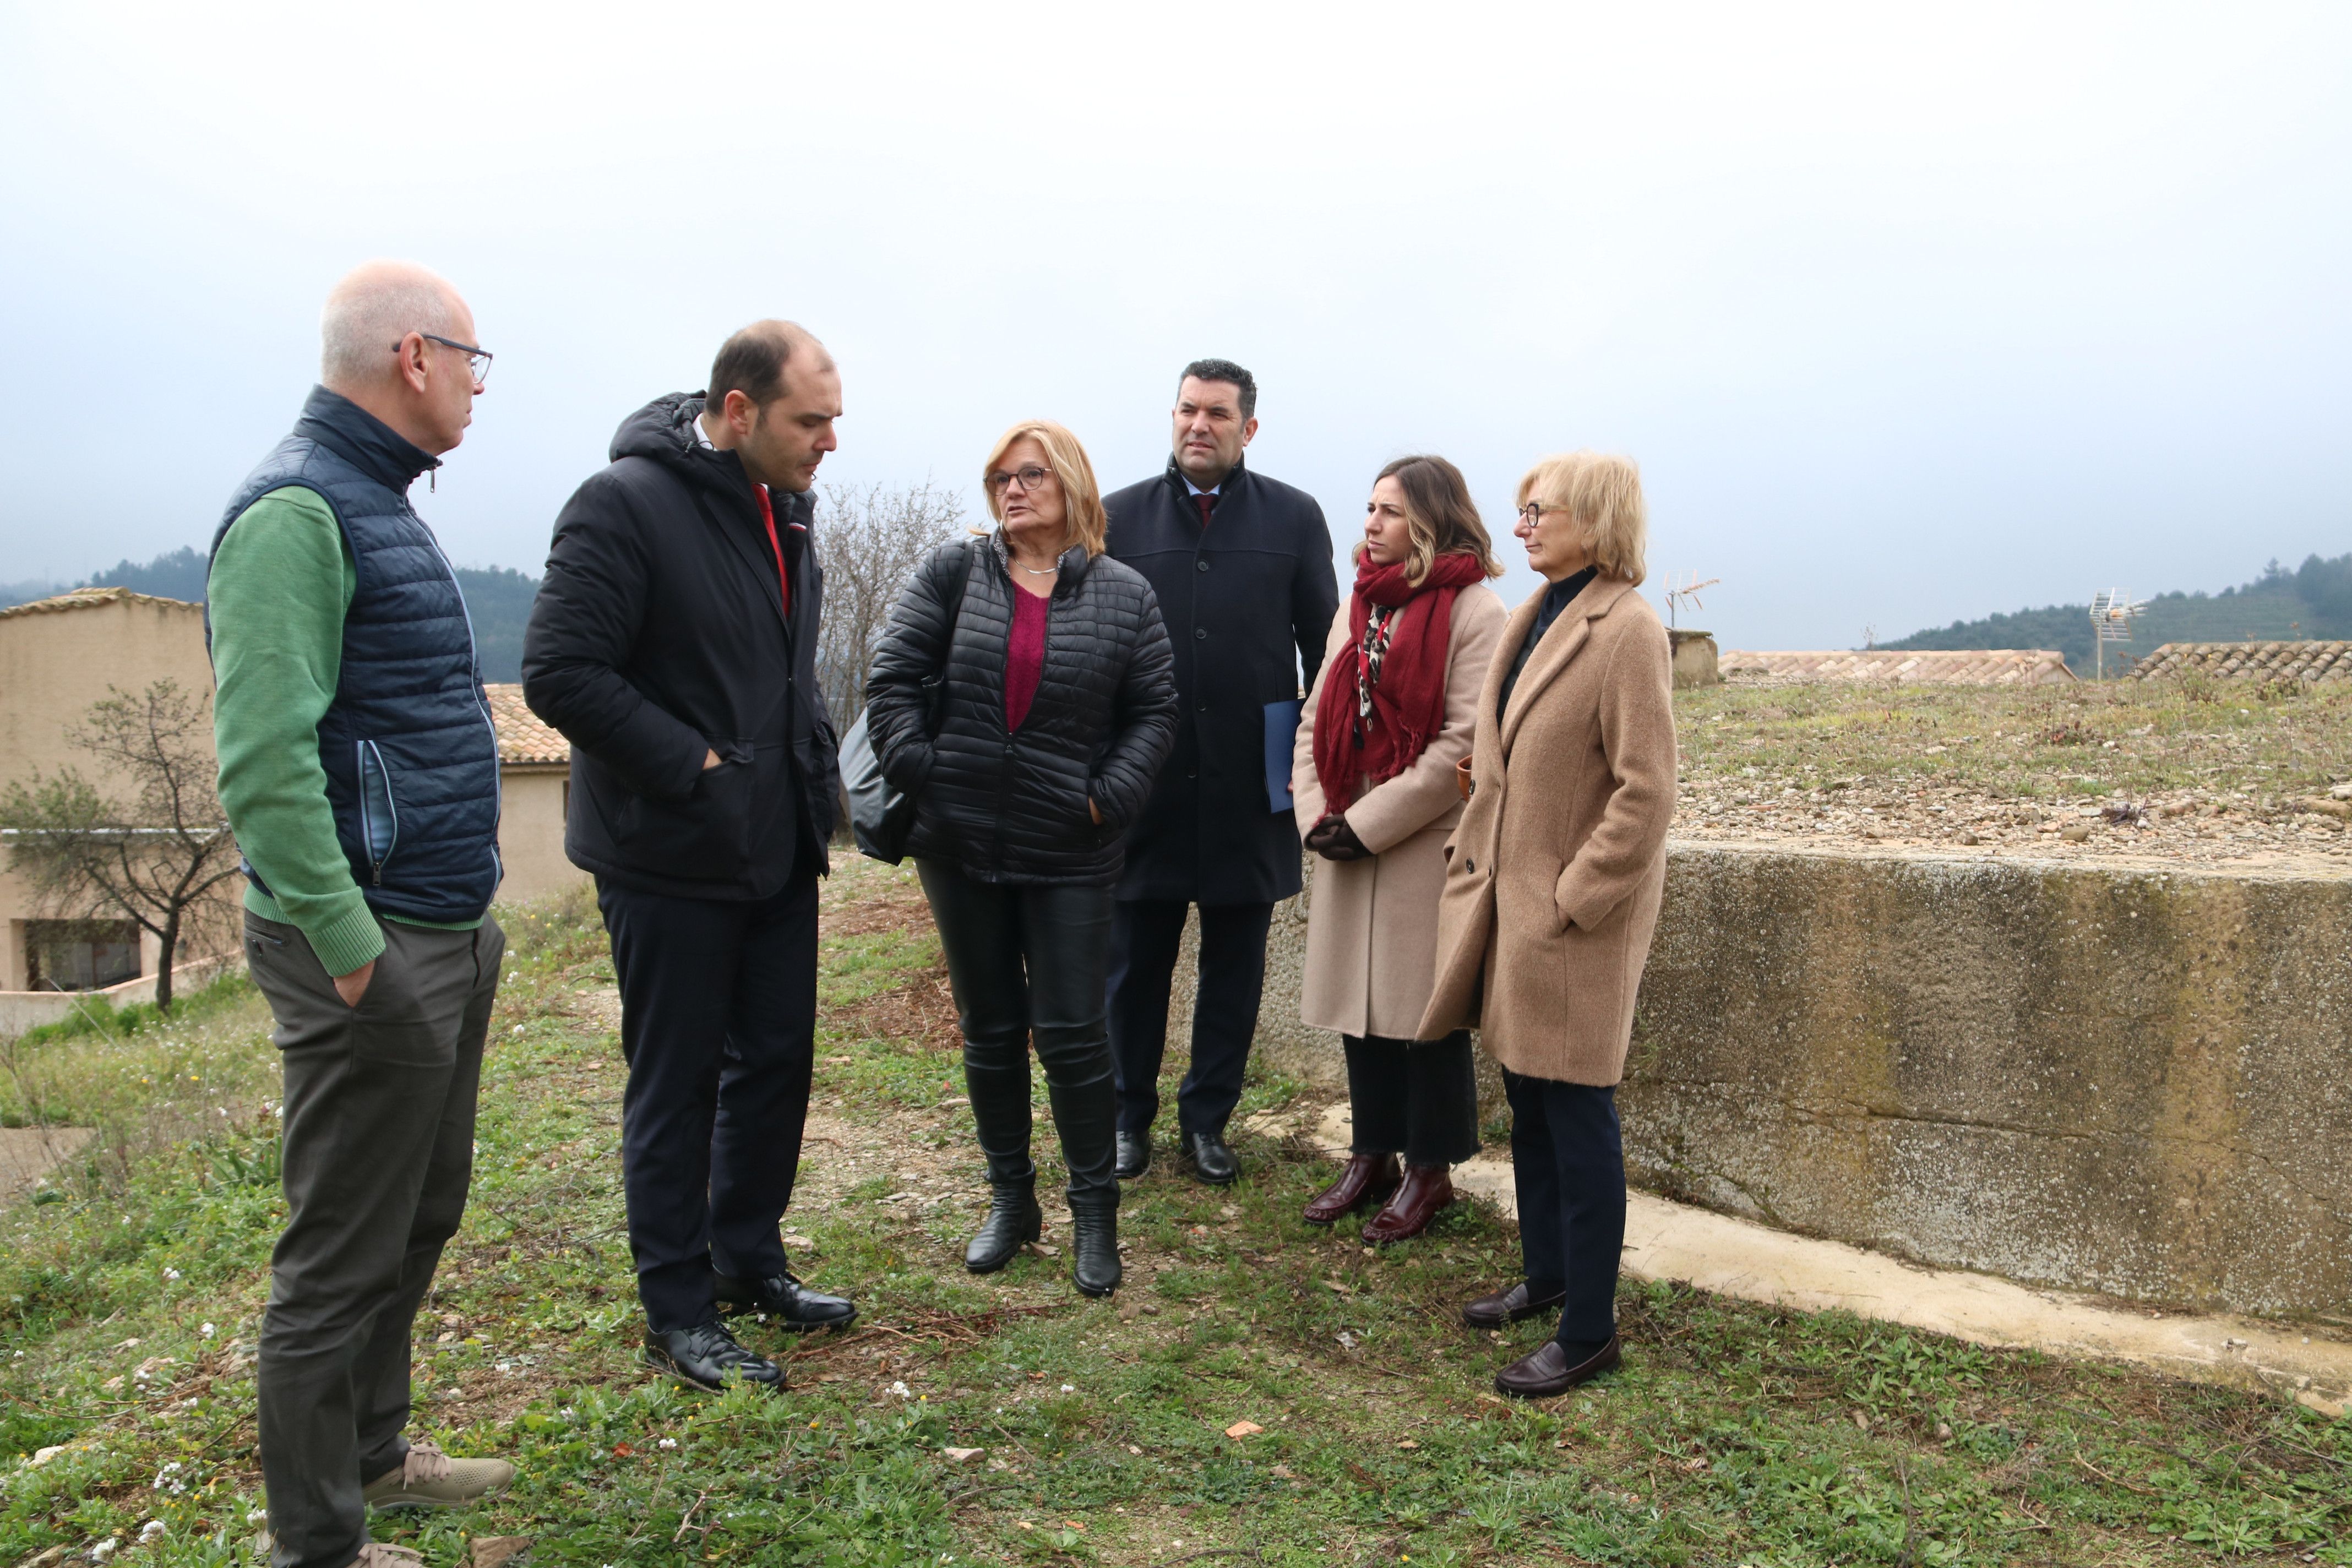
362,1438,517,1509
346,1547,424,1567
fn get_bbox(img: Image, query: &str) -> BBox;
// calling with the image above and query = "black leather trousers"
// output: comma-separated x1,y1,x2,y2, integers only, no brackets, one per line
917,861,1120,1211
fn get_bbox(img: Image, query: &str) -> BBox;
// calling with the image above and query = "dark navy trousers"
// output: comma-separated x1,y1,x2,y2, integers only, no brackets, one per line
1502,1069,1625,1347
1106,899,1272,1137
597,870,818,1333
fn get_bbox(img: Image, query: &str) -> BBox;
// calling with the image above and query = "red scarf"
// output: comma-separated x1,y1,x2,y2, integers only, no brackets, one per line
1313,552,1487,814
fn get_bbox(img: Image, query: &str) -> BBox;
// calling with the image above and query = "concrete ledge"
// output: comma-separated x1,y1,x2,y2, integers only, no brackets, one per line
1295,1102,2352,1415
0,954,236,1036
1219,840,2352,1322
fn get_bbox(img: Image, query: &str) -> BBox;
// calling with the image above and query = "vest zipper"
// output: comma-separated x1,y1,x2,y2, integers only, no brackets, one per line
425,535,505,879
357,740,399,885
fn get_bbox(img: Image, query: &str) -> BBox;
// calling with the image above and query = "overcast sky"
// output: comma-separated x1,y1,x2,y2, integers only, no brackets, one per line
2,2,2346,650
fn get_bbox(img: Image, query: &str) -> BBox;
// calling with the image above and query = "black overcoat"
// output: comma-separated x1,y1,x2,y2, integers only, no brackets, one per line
865,536,1178,887
521,393,838,901
1102,457,1340,905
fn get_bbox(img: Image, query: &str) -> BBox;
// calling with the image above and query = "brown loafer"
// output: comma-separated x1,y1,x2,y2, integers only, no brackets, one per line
1302,1153,1400,1226
1461,1281,1568,1330
1494,1334,1621,1400
1361,1164,1453,1243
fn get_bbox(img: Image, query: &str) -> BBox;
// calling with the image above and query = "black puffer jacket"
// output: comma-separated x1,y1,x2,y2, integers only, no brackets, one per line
865,536,1179,885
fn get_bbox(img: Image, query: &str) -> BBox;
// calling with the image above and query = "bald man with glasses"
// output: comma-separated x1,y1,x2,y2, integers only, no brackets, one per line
210,261,516,1568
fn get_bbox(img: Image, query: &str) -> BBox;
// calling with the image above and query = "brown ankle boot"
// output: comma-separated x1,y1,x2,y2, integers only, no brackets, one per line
1302,1153,1401,1225
1362,1164,1454,1243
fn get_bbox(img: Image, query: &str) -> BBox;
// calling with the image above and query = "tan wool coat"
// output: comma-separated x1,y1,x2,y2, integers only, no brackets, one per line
1292,583,1507,1039
1415,576,1676,1084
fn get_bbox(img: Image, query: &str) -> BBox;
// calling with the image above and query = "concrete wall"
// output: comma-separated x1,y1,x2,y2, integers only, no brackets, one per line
0,594,215,787
1222,845,2352,1321
497,767,586,906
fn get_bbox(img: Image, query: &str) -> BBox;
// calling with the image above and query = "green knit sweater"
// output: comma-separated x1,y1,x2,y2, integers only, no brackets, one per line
209,486,481,978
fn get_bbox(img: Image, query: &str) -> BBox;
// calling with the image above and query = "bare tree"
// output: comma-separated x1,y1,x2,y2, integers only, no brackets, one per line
814,479,969,730
0,679,243,1011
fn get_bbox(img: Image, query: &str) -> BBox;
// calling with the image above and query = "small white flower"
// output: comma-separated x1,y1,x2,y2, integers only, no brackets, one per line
247,1509,268,1523
1060,1384,1075,1393
90,1538,120,1561
658,1437,677,1450
200,1322,216,1337
140,1520,167,1539
162,1267,182,1281
559,1406,576,1419
888,1380,913,1398
511,1024,525,1035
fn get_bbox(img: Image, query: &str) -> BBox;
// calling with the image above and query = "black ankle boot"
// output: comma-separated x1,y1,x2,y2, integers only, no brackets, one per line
966,1179,1042,1274
1069,1199,1121,1297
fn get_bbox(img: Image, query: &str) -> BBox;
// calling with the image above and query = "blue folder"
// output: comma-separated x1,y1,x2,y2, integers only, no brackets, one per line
1264,699,1303,813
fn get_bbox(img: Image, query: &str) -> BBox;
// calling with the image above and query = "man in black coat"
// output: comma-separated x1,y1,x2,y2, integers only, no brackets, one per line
522,320,856,1393
1103,358,1340,1184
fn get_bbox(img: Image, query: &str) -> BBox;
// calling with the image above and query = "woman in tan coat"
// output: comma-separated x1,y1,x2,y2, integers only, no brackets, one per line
1292,455,1506,1241
1417,451,1675,1400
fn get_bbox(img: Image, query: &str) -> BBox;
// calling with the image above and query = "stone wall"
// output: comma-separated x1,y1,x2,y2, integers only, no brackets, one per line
1207,845,2352,1320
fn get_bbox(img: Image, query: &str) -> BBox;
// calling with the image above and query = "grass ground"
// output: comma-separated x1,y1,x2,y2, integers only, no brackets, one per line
4,860,2350,1566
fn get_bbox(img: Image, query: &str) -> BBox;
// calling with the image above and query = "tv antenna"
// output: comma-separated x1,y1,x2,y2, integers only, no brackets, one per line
2088,588,2144,680
1662,571,1719,630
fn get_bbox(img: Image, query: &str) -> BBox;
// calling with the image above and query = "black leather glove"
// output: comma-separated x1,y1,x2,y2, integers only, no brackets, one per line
1305,814,1373,861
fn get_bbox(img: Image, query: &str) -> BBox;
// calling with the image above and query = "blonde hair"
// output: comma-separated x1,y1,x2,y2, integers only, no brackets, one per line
982,420,1108,557
1515,451,1648,585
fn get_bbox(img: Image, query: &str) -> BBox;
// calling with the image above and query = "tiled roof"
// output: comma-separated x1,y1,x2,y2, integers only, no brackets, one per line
2127,640,2352,684
1717,649,2076,687
483,683,569,765
0,586,202,619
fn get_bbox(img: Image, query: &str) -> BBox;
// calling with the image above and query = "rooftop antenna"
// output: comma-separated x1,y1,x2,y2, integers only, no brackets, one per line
1663,571,1719,630
2088,588,2144,680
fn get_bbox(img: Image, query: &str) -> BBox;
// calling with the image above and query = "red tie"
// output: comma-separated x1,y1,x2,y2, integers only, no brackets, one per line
1194,492,1215,530
753,483,791,618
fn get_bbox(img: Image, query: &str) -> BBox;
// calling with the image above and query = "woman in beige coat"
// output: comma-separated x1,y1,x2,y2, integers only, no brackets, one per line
1292,455,1506,1242
1417,451,1675,1401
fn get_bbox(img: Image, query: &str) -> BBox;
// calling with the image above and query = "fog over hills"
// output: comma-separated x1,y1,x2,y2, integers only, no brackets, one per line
1882,551,2352,672
12,543,2348,687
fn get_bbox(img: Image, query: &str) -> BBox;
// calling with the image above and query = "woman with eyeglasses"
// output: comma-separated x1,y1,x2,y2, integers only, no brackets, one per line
1291,455,1506,1242
864,421,1178,1298
1418,451,1675,1400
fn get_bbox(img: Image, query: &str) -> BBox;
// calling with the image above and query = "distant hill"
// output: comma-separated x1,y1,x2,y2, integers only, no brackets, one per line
0,546,541,683
1885,551,2352,674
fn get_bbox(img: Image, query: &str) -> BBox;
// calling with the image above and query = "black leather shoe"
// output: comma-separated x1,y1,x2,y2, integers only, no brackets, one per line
712,1270,858,1332
644,1320,786,1392
1183,1130,1239,1186
1069,1200,1121,1297
1494,1333,1620,1400
1461,1281,1569,1330
965,1182,1043,1274
1114,1131,1152,1180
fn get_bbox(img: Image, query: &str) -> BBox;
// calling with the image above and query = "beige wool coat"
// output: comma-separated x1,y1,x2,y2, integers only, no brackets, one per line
1292,583,1507,1039
1414,576,1676,1084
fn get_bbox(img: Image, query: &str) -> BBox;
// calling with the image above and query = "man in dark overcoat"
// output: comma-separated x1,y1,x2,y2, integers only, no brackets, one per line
1103,358,1340,1184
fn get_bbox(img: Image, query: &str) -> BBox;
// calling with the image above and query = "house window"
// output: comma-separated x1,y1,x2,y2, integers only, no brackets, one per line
24,919,141,992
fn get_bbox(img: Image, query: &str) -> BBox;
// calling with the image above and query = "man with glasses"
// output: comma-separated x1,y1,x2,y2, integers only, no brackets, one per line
1102,359,1339,1186
524,320,856,1396
209,260,514,1568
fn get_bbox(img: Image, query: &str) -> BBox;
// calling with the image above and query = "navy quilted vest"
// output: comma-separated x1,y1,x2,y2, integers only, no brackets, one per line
208,386,503,922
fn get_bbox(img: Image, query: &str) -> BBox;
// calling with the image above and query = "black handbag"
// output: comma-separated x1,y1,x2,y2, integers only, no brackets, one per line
842,541,977,864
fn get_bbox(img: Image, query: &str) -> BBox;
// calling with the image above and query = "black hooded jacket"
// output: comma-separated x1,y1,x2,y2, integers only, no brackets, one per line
522,393,837,900
865,536,1178,886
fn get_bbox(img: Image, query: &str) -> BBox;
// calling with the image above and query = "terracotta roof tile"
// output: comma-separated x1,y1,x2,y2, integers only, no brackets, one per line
484,683,569,766
1716,649,2076,687
0,586,202,619
2126,640,2352,684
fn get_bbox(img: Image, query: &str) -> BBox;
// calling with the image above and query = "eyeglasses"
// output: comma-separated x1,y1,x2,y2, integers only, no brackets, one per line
1516,502,1564,525
399,334,493,389
985,465,1053,495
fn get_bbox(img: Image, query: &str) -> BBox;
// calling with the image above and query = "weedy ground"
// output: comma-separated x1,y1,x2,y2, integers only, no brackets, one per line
4,860,2350,1566
1674,675,2352,861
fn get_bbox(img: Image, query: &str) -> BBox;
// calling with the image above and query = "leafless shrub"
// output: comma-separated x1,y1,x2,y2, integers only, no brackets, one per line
0,679,243,1011
814,480,969,731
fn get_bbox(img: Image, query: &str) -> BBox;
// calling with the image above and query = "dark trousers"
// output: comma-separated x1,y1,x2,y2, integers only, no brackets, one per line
1502,1068,1625,1347
245,911,503,1568
918,862,1119,1209
1345,1031,1482,1167
1107,899,1272,1137
597,870,818,1333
